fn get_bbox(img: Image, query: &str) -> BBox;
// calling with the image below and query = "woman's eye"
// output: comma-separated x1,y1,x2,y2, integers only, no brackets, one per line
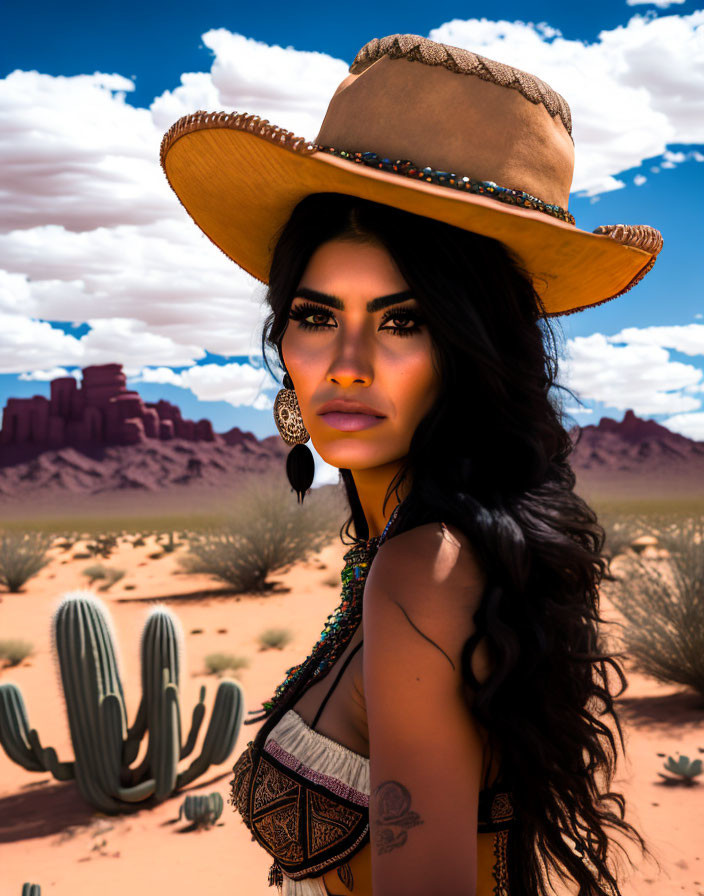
288,303,335,330
288,302,423,338
379,312,422,337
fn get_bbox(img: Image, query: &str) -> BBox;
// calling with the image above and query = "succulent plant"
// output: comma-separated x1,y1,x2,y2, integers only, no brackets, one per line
0,590,244,812
21,885,41,896
657,754,702,784
178,791,224,828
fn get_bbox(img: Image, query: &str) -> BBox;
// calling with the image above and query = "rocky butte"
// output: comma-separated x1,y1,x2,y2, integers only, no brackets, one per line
0,364,215,448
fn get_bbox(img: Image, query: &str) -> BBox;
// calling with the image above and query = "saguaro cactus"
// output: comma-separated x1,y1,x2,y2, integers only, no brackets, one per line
0,590,244,812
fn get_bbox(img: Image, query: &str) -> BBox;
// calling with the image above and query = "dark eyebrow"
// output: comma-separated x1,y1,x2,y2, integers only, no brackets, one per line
293,287,415,313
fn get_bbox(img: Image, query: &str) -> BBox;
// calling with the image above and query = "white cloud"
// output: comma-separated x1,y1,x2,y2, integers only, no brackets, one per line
633,174,647,184
152,30,348,140
130,365,185,387
0,311,208,375
559,332,703,415
659,149,694,169
660,412,704,441
0,313,84,372
129,361,280,408
0,221,269,357
178,361,278,406
626,0,685,8
607,323,704,357
80,318,206,369
0,71,177,232
18,367,76,381
149,71,221,133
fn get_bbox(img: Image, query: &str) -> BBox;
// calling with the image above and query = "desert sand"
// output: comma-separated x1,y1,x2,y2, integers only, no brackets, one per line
0,533,702,896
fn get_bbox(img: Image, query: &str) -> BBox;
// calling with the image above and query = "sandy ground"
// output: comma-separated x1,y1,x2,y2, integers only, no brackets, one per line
0,535,702,896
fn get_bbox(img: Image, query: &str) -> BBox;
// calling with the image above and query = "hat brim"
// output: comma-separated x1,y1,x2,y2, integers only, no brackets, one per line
161,116,658,317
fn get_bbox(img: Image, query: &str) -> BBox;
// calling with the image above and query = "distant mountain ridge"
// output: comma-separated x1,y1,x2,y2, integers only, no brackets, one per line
569,408,704,472
0,438,286,500
1,363,702,506
565,408,704,502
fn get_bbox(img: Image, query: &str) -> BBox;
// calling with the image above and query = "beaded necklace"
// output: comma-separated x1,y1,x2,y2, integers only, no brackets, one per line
243,502,401,728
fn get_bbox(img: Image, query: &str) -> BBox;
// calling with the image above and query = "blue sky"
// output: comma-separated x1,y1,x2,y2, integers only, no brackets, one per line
1,1,703,475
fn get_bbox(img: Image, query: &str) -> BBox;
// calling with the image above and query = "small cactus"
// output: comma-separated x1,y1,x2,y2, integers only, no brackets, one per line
658,754,702,785
22,885,41,896
178,791,224,828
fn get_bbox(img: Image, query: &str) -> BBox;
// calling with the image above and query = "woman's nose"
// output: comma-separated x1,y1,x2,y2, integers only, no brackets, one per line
326,366,372,387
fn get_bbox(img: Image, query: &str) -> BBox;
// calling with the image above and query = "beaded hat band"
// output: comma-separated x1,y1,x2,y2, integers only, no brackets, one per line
160,33,663,317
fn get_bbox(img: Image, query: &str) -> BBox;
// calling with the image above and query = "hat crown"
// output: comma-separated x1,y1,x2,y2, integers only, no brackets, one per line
350,35,573,137
315,34,575,210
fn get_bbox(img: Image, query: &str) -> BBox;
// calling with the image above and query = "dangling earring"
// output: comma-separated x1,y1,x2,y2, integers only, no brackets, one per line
273,373,315,503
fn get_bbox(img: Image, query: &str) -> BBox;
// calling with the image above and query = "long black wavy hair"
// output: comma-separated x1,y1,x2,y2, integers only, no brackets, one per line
259,192,660,896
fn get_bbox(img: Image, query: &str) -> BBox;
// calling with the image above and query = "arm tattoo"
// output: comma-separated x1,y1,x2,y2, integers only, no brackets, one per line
371,780,424,855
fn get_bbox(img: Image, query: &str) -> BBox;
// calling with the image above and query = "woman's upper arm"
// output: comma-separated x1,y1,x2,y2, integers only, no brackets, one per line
362,522,488,896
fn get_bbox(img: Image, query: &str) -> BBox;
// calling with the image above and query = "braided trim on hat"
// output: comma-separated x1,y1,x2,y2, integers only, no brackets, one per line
593,223,663,256
159,110,318,169
552,224,663,317
351,34,573,142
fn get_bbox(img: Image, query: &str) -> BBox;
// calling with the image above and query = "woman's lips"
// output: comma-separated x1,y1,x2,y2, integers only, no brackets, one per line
320,412,385,431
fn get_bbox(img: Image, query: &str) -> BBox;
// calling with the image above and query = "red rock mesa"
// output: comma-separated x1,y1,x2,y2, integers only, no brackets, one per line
0,364,214,448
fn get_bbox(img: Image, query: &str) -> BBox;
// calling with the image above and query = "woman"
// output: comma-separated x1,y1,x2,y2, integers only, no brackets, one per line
160,33,663,896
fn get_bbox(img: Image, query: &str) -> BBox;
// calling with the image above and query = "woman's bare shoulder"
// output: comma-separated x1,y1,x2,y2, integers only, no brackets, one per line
369,519,487,608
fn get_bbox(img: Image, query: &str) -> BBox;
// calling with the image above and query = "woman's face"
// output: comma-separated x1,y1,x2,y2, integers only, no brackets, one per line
280,237,441,473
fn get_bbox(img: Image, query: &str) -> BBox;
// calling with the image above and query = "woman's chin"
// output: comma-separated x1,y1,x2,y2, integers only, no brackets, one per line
315,443,395,471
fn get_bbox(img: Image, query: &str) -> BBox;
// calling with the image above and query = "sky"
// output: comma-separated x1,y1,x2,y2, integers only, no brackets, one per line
1,0,703,486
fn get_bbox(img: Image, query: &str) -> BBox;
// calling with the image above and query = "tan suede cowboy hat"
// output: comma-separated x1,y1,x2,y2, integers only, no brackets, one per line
160,33,663,317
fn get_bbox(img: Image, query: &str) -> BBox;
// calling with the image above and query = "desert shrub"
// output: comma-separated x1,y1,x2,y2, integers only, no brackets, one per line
259,627,293,650
98,568,125,591
157,531,179,553
82,564,108,584
0,531,53,592
85,534,118,558
81,564,125,591
179,474,345,593
607,516,704,697
0,637,34,665
205,652,250,676
598,511,650,561
323,573,341,588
